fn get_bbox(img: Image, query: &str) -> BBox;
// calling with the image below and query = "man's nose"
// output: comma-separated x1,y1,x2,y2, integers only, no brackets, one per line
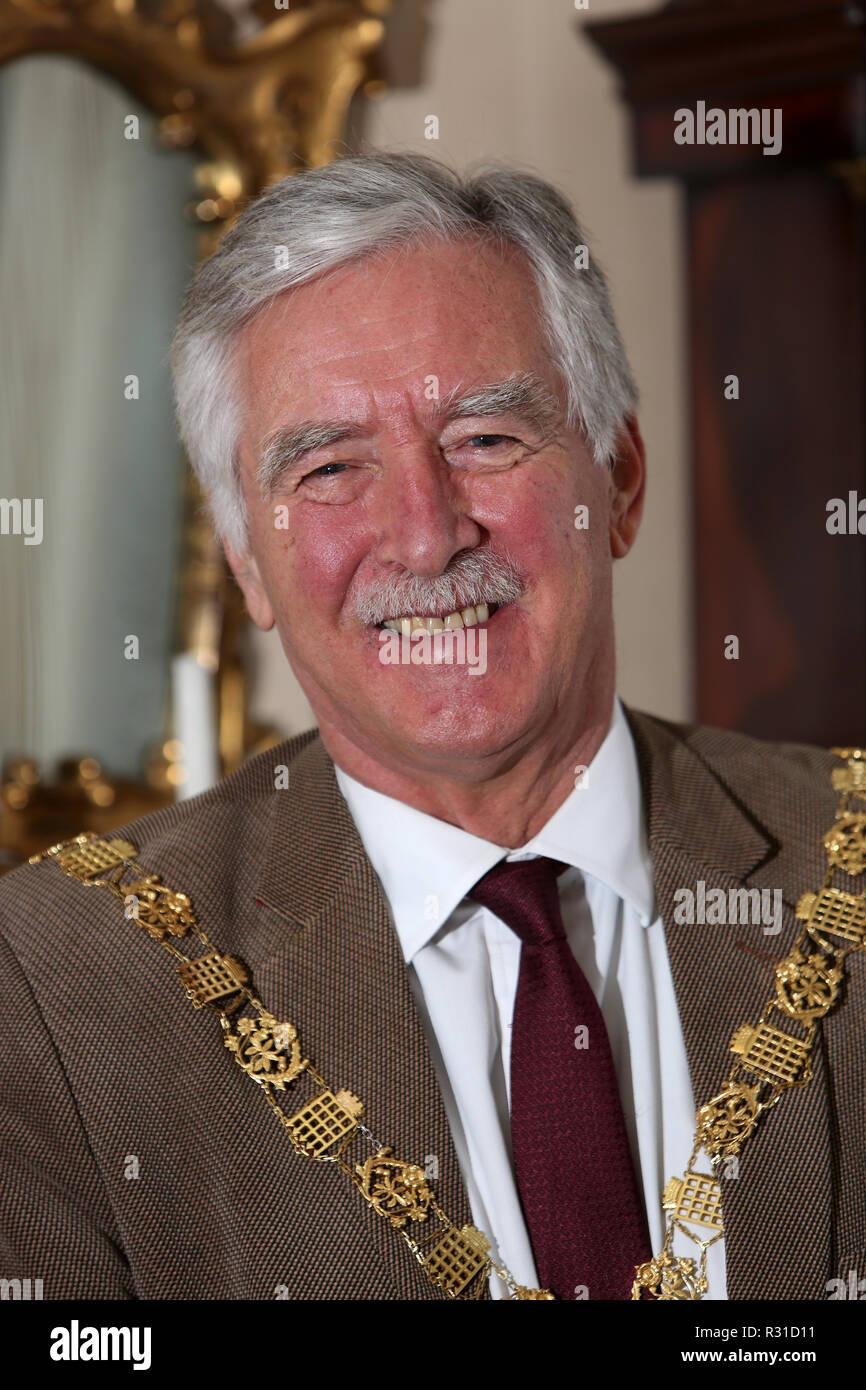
372,444,481,576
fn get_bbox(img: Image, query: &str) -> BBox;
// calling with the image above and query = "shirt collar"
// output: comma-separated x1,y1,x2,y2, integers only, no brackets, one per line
334,696,656,964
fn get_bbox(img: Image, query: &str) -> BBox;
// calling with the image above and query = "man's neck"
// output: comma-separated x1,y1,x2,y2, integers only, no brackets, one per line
318,697,615,849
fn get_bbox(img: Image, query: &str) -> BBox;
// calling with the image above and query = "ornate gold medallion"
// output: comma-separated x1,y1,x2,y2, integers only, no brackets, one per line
177,952,249,1008
224,1012,307,1089
283,1088,364,1158
823,812,866,876
774,949,843,1021
797,887,866,950
354,1146,434,1228
731,1021,812,1086
124,875,196,940
662,1173,723,1231
696,1081,760,1157
31,832,136,881
830,752,866,794
632,1250,707,1300
422,1224,491,1297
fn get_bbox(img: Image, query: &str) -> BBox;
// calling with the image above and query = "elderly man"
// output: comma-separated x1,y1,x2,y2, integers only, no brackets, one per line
1,154,863,1304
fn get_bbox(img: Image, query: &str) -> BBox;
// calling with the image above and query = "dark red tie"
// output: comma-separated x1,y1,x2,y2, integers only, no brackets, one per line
469,856,652,1299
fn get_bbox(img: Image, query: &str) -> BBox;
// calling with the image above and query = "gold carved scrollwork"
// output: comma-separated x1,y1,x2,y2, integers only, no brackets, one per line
696,1081,761,1158
224,1012,308,1089
632,1251,707,1301
0,0,389,246
354,1146,434,1228
774,948,843,1022
823,813,866,877
124,875,197,939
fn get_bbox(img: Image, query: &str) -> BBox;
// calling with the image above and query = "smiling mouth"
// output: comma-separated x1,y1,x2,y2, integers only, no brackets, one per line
378,602,499,633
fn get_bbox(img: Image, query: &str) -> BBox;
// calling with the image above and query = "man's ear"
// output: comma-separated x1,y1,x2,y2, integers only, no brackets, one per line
223,539,275,631
609,413,647,560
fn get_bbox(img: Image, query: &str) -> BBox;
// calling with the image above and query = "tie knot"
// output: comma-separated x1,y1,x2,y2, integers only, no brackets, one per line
468,856,569,947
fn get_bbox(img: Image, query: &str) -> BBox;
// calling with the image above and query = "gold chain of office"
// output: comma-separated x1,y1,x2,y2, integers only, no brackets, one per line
32,747,866,1301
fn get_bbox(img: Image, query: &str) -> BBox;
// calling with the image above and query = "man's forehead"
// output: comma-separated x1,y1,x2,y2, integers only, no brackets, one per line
235,239,558,436
239,237,545,361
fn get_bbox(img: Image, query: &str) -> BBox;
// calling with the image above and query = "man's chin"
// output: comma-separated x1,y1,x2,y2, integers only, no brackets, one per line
367,690,532,767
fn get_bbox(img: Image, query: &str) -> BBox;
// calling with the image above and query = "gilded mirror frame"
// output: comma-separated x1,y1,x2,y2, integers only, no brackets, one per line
0,0,389,865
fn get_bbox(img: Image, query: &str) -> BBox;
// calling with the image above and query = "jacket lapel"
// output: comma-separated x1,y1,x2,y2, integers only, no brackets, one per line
253,737,484,1300
625,707,835,1298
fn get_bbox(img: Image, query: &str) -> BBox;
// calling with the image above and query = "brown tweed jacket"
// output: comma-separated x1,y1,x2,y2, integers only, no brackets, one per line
1,707,864,1300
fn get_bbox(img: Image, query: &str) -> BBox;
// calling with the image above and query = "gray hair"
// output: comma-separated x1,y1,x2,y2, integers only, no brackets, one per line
170,151,638,553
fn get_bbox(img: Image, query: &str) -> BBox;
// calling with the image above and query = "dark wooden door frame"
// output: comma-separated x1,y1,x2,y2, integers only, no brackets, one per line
585,0,866,745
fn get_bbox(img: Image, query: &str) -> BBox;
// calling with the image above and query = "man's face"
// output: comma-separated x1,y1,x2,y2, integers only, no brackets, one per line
228,237,643,778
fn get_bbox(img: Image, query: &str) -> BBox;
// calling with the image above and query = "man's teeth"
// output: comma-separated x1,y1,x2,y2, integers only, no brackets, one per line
382,602,492,633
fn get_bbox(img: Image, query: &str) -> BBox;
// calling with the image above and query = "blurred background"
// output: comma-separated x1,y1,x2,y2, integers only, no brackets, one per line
1,0,863,864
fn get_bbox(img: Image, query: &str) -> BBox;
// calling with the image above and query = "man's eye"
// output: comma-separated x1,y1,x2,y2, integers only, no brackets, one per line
468,434,512,448
305,462,349,480
444,432,528,470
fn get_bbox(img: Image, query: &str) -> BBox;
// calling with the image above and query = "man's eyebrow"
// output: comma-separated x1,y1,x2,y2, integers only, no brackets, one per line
256,374,563,495
437,373,563,435
257,421,369,495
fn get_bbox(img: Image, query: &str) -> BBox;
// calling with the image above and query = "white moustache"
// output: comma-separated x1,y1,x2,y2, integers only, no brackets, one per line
350,550,524,626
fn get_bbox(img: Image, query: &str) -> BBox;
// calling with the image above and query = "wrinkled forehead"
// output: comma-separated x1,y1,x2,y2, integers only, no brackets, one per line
231,236,563,436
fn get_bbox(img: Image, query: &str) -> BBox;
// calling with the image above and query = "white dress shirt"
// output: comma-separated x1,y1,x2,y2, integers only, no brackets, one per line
335,697,727,1300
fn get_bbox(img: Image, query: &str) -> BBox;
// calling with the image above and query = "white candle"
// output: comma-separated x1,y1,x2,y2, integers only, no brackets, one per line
171,652,219,798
